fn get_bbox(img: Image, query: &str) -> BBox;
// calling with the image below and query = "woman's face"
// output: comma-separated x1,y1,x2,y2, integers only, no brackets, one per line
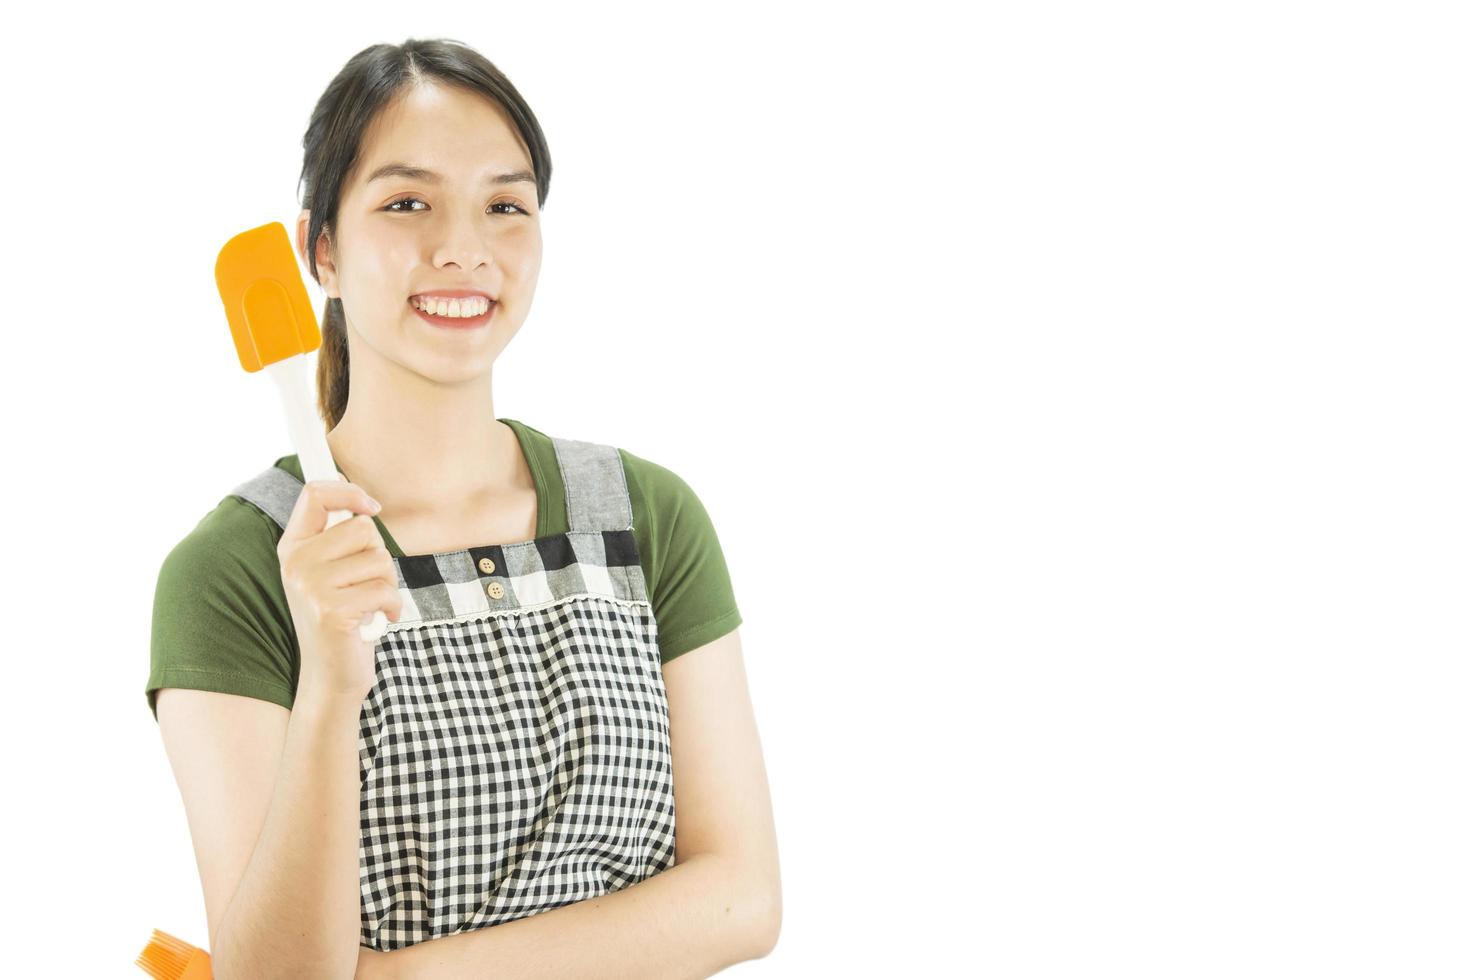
299,81,543,382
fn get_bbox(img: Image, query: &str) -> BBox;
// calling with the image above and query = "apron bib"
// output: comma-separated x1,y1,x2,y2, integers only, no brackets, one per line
229,434,676,951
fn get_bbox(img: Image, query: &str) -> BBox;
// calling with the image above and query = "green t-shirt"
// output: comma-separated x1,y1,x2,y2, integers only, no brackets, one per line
145,418,741,721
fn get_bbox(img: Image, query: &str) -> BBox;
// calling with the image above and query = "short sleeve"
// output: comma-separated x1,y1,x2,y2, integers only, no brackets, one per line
619,449,743,665
146,495,300,722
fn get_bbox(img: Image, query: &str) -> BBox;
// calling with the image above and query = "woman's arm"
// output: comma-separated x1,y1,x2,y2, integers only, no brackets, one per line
205,678,366,980
372,852,767,979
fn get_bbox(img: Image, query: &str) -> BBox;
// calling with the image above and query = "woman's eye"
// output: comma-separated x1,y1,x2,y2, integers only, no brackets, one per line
384,197,530,215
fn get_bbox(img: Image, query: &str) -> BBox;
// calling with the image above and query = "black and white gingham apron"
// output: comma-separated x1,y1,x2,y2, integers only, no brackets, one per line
229,434,677,951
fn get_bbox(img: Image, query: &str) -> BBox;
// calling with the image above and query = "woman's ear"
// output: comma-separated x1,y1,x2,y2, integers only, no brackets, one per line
296,208,339,299
294,209,312,269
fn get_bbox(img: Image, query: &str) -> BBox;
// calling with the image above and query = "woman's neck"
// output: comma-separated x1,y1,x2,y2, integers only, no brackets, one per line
325,407,526,518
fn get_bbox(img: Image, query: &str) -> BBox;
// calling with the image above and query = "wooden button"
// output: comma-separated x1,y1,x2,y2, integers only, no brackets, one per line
478,557,497,574
486,582,505,600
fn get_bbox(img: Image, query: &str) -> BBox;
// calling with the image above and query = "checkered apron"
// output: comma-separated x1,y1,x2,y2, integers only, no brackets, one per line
228,435,677,951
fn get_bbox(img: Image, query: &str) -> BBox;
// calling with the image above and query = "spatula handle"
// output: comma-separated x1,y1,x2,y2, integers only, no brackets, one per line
265,355,389,644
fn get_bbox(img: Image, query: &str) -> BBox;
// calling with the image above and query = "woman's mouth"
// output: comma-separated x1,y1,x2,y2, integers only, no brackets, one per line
408,296,496,330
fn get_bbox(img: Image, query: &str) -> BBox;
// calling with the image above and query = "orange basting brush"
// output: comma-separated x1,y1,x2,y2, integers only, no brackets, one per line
214,220,388,643
134,928,212,978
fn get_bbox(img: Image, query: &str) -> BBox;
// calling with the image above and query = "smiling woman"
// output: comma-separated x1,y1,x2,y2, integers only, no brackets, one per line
148,34,776,980
300,56,550,427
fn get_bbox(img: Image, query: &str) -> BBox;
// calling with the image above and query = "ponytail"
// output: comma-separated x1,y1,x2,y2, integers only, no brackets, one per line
315,297,350,430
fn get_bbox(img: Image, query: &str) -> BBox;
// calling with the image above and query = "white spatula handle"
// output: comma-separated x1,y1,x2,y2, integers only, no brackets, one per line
264,354,389,644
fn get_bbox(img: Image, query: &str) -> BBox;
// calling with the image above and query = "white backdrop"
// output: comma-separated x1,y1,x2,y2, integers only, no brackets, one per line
2,1,1464,976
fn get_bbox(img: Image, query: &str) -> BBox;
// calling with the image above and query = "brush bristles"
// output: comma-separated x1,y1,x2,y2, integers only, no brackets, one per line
135,928,200,979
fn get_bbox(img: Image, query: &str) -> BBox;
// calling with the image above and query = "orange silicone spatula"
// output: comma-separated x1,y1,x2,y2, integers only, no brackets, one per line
215,220,388,644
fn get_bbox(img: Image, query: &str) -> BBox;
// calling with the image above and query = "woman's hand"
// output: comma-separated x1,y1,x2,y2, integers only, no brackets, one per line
277,478,403,703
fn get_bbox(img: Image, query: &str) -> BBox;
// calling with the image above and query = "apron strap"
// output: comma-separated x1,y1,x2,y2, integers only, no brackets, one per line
551,436,635,534
227,465,301,532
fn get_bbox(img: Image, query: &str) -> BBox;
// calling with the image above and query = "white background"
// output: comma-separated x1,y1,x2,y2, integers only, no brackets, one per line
1,1,1464,976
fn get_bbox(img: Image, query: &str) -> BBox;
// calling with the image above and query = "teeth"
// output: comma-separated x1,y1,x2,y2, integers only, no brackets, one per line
412,295,491,317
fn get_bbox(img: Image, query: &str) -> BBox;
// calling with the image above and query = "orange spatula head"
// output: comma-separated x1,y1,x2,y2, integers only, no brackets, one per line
215,221,322,372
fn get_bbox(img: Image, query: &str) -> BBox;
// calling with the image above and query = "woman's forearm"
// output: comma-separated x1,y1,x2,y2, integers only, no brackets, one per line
210,676,365,980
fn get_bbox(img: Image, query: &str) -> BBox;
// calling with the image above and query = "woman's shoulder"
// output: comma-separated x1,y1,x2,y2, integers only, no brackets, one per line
156,453,313,590
608,440,742,665
146,471,301,720
616,444,704,517
156,482,290,597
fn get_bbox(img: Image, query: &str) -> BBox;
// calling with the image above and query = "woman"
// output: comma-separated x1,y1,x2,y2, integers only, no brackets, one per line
148,37,780,979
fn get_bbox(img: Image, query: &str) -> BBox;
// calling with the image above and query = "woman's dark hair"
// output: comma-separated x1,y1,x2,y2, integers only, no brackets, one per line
298,38,552,429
